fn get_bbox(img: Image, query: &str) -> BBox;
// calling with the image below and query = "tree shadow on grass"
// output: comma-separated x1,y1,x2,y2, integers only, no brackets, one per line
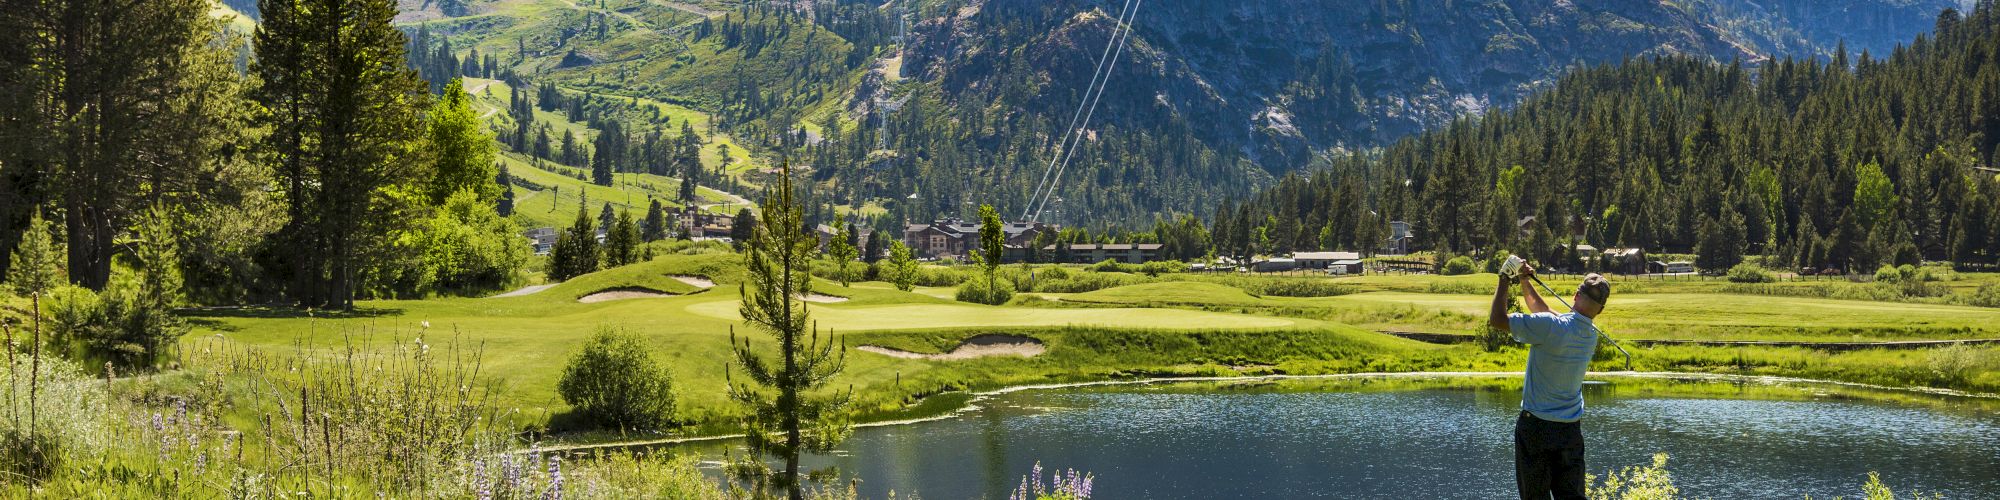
179,305,405,320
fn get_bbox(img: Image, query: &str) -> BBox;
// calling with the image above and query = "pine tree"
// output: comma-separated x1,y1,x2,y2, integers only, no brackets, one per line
256,0,428,309
731,207,757,250
604,209,641,267
726,161,850,499
2,0,221,289
1695,206,1746,273
549,207,599,280
642,199,668,241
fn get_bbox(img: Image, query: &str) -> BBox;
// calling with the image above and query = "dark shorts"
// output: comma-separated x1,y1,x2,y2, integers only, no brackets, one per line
1514,411,1586,500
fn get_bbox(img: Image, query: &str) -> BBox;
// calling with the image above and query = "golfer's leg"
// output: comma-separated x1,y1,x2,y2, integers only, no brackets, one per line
1551,422,1588,500
1515,413,1552,499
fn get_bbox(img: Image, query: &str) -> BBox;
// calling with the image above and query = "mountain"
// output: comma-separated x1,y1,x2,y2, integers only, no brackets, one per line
389,0,1961,226
903,0,1961,170
1224,2,2000,273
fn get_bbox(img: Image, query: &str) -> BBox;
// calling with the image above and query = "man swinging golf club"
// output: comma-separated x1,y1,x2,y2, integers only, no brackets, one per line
1488,256,1611,500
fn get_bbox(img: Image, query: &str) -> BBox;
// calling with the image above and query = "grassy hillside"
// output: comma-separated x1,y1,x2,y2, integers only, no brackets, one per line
459,78,756,229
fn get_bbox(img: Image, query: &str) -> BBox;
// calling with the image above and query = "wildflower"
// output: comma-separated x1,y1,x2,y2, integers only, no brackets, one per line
1031,461,1045,498
472,457,491,500
544,454,564,500
503,455,523,493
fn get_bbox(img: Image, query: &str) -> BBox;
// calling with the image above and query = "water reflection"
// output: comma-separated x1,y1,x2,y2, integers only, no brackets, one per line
666,378,2000,499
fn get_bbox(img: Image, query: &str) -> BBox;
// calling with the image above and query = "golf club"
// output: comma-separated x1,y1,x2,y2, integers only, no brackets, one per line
1503,255,1634,371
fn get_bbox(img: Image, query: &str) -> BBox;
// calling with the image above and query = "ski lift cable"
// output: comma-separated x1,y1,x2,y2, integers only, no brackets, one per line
1022,0,1138,220
1032,0,1142,222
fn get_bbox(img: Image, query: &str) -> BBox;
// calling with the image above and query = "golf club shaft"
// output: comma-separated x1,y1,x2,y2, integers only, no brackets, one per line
1526,274,1634,371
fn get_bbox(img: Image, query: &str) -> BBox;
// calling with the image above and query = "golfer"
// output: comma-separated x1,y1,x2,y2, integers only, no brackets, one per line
1488,261,1611,500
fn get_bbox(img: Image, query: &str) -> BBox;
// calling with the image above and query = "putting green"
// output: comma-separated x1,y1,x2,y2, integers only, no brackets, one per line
683,298,1301,331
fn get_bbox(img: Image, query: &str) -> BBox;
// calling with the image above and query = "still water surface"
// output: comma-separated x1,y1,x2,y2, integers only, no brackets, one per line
672,378,2000,499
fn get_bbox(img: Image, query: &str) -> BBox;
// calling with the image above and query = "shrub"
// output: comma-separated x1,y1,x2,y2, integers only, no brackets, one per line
914,265,970,287
558,328,678,431
1240,278,1357,297
0,356,114,483
1033,272,1150,293
1873,265,1901,283
1483,251,1513,274
48,273,188,370
1440,256,1478,276
955,277,1015,305
416,189,529,295
1586,453,1679,500
1927,344,1990,387
1725,263,1773,283
1138,260,1186,277
1089,259,1135,273
1958,283,2000,308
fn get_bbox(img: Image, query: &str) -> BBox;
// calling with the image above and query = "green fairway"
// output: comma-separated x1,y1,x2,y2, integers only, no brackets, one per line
683,298,1304,331
1328,291,2000,341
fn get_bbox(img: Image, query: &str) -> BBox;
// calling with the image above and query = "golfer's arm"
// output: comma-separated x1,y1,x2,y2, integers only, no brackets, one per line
1519,276,1551,314
1488,279,1511,332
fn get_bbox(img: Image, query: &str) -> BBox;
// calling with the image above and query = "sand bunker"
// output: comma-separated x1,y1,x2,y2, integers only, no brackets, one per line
800,293,849,303
578,287,675,303
491,284,555,298
671,275,715,288
859,334,1046,360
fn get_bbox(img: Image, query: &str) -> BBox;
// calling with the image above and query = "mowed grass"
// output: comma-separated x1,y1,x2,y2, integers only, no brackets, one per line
173,256,2000,444
184,254,1337,434
1327,291,2000,341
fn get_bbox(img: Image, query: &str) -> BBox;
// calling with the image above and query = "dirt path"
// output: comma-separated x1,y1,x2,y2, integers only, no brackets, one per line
491,284,556,298
858,334,1046,360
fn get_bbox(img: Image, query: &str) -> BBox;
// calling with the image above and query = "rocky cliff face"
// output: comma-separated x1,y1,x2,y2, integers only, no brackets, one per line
903,0,1958,171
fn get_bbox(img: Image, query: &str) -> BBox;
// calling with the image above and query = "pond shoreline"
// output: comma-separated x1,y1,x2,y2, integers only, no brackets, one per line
527,370,1999,454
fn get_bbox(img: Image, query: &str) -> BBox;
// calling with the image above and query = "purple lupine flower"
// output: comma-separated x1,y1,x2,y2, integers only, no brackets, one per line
544,454,564,500
504,455,523,494
472,457,491,500
1066,469,1080,497
1079,474,1094,499
1031,462,1045,498
174,398,188,426
152,412,165,432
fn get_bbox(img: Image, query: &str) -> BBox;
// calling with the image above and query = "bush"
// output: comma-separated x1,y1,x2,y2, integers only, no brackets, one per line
1725,263,1773,283
0,357,114,483
955,277,1016,305
415,190,529,295
1440,256,1478,276
1927,344,1991,387
1483,251,1513,274
914,265,970,287
1089,259,1135,273
1138,260,1186,277
1958,283,2000,308
48,274,188,370
558,328,678,431
1873,265,1902,283
1587,453,1679,500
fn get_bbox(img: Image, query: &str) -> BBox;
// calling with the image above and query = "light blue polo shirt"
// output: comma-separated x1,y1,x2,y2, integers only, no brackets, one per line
1509,311,1598,422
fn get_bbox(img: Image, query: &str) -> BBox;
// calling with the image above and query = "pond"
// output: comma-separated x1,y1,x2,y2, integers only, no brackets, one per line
668,376,2000,499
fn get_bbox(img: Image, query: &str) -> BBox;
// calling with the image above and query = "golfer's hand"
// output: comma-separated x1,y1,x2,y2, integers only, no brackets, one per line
1517,262,1536,281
